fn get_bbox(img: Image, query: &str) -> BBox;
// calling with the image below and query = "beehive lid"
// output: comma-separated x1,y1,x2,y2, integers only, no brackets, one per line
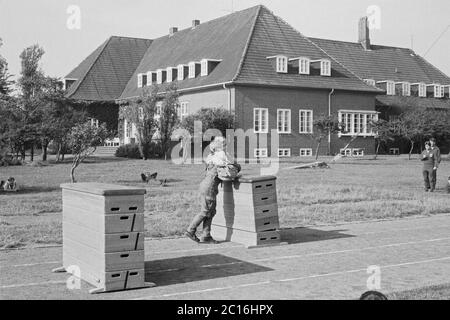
237,175,277,183
60,183,146,196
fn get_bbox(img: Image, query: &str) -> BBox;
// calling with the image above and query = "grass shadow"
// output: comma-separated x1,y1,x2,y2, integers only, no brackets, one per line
280,227,354,244
0,185,60,195
144,253,272,286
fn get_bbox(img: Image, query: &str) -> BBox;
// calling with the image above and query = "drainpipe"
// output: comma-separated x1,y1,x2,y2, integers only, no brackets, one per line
328,88,335,155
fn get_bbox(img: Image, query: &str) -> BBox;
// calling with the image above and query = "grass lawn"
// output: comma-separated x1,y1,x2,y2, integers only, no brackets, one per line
1,155,449,249
389,283,450,300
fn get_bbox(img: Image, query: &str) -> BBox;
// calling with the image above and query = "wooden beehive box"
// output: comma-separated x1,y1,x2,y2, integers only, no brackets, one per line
213,176,284,248
54,183,154,294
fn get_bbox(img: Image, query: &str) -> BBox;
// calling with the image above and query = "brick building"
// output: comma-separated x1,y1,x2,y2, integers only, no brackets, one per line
64,5,450,157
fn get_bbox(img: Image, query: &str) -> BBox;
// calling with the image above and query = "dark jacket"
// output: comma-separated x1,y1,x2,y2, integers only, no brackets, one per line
431,146,441,168
199,164,221,198
421,150,436,170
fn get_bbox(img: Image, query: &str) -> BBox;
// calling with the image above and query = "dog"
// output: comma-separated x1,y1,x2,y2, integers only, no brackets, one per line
141,172,158,183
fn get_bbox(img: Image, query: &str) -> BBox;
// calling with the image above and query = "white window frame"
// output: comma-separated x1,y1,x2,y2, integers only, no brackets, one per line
90,118,99,128
253,108,269,134
320,59,331,76
418,82,426,97
402,82,411,96
254,148,268,158
299,109,313,134
338,110,378,137
440,85,445,98
188,62,197,79
277,148,291,157
299,58,310,75
177,101,188,120
156,69,164,84
177,65,185,81
276,56,288,73
137,73,143,88
300,148,312,157
277,109,291,134
434,84,442,98
364,79,376,87
386,81,395,95
155,101,162,120
166,67,173,83
201,59,208,76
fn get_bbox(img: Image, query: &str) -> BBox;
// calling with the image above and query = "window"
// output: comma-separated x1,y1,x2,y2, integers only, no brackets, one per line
278,148,291,157
277,109,291,134
166,68,173,83
177,102,188,120
201,59,208,76
188,62,197,79
434,84,442,98
320,59,331,76
300,148,312,157
276,56,288,73
339,111,378,136
402,82,410,96
364,79,376,86
137,74,143,88
299,58,310,75
157,69,164,84
299,110,313,134
155,102,162,119
177,65,185,81
254,108,268,133
386,81,395,95
90,118,99,128
138,107,144,121
440,85,445,98
418,83,426,97
254,148,268,158
125,119,131,138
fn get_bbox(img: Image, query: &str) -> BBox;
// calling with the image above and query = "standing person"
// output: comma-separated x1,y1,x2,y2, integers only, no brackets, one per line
429,138,441,191
185,137,239,244
421,142,437,192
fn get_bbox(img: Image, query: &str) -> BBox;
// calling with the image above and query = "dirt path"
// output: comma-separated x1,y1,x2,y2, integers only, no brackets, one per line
1,214,450,300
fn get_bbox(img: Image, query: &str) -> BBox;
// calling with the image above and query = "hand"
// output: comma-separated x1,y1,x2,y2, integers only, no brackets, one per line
433,167,437,170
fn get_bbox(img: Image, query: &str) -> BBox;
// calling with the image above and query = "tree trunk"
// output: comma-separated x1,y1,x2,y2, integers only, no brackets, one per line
408,140,414,160
374,140,380,160
56,143,61,162
30,144,34,162
70,164,77,183
315,139,322,161
42,142,48,161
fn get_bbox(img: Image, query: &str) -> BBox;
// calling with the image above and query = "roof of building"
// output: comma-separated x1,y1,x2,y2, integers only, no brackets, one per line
309,37,450,85
376,95,450,110
119,5,380,100
65,36,152,101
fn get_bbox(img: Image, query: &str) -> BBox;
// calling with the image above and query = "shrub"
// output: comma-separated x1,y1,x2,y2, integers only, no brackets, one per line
0,154,22,167
115,142,163,159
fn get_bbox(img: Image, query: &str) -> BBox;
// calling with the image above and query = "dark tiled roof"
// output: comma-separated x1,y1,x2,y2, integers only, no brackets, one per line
120,6,260,99
65,36,152,101
120,5,380,100
376,95,450,109
234,6,380,93
309,37,450,85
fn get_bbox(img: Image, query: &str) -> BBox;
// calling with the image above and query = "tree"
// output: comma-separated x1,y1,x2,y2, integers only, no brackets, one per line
159,84,180,160
370,118,396,159
0,38,14,96
311,114,341,160
67,122,110,183
119,86,159,159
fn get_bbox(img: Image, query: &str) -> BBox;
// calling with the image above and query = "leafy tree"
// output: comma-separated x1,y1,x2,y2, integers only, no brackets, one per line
0,38,14,95
119,86,159,159
181,107,235,137
67,122,110,183
159,84,180,160
311,114,341,160
370,118,396,159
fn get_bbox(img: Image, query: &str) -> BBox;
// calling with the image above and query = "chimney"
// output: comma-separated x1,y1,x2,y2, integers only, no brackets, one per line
169,27,178,36
192,20,200,28
358,17,371,50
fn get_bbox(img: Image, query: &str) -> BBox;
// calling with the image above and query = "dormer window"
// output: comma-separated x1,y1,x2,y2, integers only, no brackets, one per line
440,85,446,98
402,82,411,96
386,81,395,95
188,62,200,79
434,84,442,98
166,67,177,83
320,59,331,76
200,59,222,76
177,64,188,81
418,82,426,97
157,69,166,84
267,55,288,73
298,58,310,75
63,78,77,91
137,73,143,88
364,79,376,86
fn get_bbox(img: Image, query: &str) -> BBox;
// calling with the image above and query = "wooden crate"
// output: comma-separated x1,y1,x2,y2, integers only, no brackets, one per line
53,183,154,294
213,176,284,248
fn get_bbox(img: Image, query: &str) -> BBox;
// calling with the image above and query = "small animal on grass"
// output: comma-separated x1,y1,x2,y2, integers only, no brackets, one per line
1,177,18,192
141,172,158,183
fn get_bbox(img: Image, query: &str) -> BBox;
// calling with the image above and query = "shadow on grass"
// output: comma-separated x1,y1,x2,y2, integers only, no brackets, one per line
144,254,272,287
0,186,60,195
280,227,354,244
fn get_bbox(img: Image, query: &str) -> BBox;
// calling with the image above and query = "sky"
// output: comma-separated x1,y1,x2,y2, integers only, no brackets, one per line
1,0,449,82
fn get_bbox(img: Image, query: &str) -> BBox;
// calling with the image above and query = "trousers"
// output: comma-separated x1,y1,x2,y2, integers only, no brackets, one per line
423,169,436,190
187,196,217,238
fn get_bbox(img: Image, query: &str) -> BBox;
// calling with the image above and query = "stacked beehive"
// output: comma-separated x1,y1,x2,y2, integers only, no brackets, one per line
55,183,154,294
213,176,283,248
